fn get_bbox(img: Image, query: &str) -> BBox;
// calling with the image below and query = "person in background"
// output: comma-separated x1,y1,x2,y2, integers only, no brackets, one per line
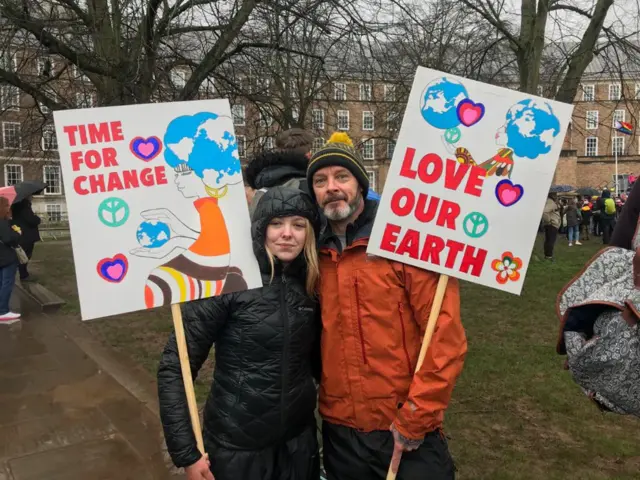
542,193,561,260
158,187,321,480
592,195,601,236
580,198,592,241
565,197,581,247
275,128,314,159
0,197,21,323
307,132,465,479
10,196,41,281
598,189,617,244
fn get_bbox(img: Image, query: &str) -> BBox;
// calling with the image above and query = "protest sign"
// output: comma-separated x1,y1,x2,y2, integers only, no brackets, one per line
54,100,262,320
368,67,574,295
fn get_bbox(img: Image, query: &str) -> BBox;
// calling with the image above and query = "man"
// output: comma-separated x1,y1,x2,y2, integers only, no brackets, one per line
245,128,313,217
307,133,467,480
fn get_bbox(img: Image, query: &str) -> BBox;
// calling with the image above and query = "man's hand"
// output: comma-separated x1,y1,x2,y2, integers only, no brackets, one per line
185,454,214,480
389,423,424,474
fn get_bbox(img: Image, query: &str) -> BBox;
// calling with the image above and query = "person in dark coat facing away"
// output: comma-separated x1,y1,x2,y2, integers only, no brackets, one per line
10,196,40,281
158,187,321,480
0,196,21,323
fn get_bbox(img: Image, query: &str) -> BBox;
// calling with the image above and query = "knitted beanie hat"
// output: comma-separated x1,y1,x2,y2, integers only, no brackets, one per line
306,132,369,199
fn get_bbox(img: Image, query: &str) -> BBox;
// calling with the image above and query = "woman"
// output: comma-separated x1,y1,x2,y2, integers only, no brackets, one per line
10,195,40,281
542,193,561,260
0,196,21,323
158,187,321,480
565,197,581,246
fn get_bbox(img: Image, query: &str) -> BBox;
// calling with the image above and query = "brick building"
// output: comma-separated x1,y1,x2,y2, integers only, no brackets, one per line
554,56,640,193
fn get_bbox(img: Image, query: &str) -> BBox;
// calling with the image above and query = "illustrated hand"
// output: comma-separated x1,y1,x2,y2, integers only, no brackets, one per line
185,454,214,480
389,423,423,474
129,236,193,259
139,208,197,240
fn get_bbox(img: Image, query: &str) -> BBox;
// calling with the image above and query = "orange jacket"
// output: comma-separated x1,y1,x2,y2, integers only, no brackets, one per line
317,202,467,440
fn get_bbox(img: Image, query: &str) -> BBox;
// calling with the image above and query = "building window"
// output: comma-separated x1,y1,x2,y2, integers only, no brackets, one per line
3,122,21,149
75,93,94,108
609,84,621,101
43,165,61,194
362,139,375,160
42,125,57,151
585,137,598,156
582,85,595,102
0,52,16,72
314,81,323,100
366,169,377,191
0,85,19,111
585,110,598,130
536,85,544,97
236,135,246,158
384,84,395,102
312,137,324,154
612,136,624,156
312,109,325,130
387,140,396,159
4,164,22,186
362,111,374,131
359,84,372,101
334,83,346,101
231,105,245,126
260,136,274,150
292,107,299,122
73,65,89,82
388,111,400,131
337,110,350,130
37,56,54,77
170,69,187,88
636,84,640,100
45,204,62,222
613,109,625,126
259,109,273,127
613,174,630,194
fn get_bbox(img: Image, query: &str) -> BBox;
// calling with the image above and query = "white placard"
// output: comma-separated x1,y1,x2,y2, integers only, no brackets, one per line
368,67,574,294
54,100,262,320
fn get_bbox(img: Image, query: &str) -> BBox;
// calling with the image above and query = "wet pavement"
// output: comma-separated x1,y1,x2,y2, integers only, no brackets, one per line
0,305,179,479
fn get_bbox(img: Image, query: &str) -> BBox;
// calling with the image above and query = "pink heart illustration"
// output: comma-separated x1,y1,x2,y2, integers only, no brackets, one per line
457,99,485,127
495,179,524,207
106,264,124,279
137,142,155,157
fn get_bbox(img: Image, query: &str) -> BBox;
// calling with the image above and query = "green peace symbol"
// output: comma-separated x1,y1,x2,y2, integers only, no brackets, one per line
463,211,489,239
98,197,130,228
444,127,461,144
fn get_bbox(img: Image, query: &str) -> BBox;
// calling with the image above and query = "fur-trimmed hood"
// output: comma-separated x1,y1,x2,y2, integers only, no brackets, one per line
245,151,309,190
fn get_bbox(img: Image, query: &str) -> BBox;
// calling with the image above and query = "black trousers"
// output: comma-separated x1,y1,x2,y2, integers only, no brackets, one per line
205,423,320,480
18,242,34,280
322,421,455,480
600,217,614,244
543,226,558,258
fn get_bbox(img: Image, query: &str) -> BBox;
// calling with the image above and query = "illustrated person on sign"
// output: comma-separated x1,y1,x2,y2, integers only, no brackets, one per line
306,133,466,480
130,112,247,308
158,187,322,480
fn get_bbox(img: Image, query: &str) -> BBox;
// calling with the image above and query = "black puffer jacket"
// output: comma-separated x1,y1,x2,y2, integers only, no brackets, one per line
157,187,321,469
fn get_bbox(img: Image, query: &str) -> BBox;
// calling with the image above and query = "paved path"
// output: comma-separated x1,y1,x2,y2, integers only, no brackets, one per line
0,302,179,479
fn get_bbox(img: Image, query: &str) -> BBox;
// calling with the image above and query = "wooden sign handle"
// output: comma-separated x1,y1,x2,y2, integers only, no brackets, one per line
386,274,450,480
171,303,205,455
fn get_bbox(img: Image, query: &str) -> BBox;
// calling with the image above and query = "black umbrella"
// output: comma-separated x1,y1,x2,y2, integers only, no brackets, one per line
549,184,575,193
577,187,600,197
13,180,47,203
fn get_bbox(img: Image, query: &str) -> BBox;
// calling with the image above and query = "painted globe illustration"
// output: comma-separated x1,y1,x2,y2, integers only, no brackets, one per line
420,78,469,130
136,221,171,249
502,99,561,159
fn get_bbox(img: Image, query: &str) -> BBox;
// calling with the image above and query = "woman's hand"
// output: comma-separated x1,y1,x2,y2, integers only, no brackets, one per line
129,236,193,259
185,454,214,480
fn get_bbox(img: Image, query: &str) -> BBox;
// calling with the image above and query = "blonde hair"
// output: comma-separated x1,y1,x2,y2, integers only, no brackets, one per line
265,219,319,296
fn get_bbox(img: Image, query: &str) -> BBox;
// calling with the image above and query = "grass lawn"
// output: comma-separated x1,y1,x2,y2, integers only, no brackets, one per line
29,236,640,479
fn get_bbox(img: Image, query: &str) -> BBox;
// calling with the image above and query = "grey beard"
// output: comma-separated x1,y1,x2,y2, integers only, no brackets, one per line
323,193,362,221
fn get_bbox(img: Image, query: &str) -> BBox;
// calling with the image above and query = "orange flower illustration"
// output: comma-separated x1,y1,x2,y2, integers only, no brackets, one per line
491,251,523,284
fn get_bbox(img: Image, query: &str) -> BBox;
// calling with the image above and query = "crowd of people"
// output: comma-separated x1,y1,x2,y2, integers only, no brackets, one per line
541,188,629,260
157,129,465,480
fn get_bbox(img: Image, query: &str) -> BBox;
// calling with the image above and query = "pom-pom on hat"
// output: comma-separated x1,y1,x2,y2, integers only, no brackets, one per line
306,132,369,199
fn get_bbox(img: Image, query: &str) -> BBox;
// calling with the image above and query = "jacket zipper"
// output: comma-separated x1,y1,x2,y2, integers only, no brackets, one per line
280,274,290,432
398,303,413,374
353,278,368,365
